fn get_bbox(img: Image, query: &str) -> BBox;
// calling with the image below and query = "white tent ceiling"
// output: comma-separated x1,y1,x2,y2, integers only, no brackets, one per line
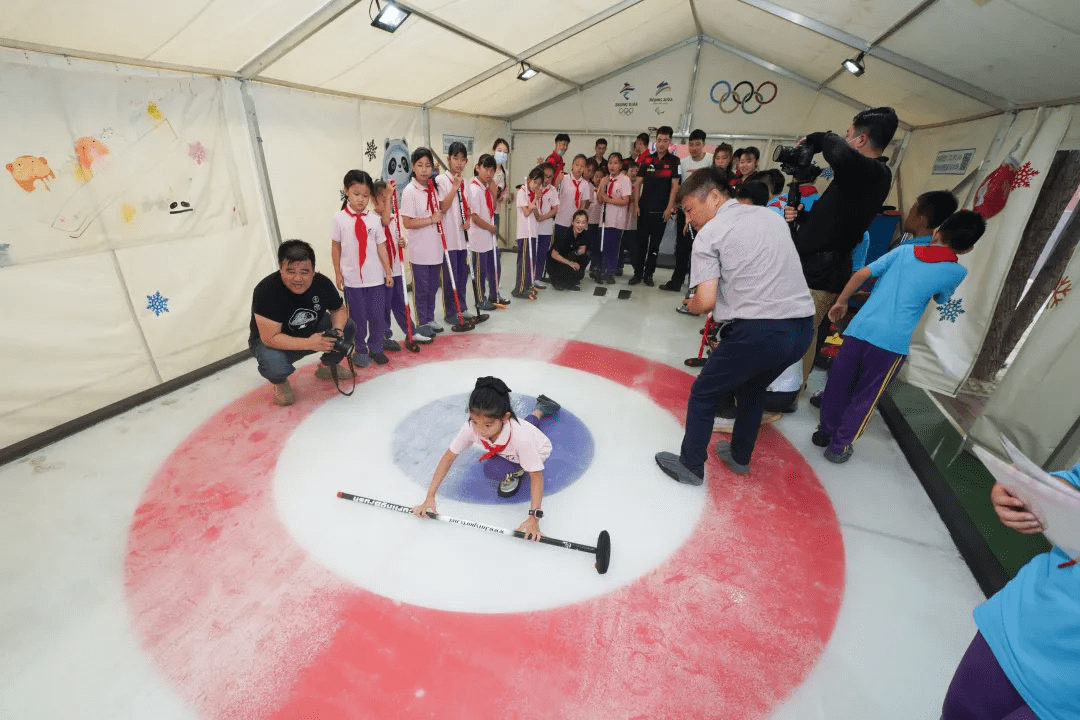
1,0,1078,128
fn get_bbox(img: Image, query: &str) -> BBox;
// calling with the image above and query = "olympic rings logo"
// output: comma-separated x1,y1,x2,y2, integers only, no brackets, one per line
709,80,777,114
618,107,635,116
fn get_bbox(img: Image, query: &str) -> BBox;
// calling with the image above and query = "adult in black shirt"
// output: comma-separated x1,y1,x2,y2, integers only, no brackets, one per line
547,210,591,290
631,125,681,286
784,107,898,388
249,239,357,405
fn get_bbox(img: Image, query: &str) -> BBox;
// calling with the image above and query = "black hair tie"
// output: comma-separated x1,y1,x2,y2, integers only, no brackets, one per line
475,376,511,395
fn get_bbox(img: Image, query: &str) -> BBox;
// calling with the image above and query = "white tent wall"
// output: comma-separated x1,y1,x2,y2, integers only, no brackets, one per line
0,48,274,452
969,238,1080,468
901,106,1075,395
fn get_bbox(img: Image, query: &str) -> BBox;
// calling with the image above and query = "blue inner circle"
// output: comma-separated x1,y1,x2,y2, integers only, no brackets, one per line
391,393,594,505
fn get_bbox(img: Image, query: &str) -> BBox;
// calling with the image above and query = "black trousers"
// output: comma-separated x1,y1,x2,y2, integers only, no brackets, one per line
633,212,667,279
668,209,693,288
547,254,589,288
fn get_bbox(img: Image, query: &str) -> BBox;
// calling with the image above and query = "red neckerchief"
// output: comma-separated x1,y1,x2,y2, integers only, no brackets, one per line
571,177,582,207
474,178,493,218
342,205,368,279
478,423,512,461
913,245,959,263
606,175,620,198
426,178,440,214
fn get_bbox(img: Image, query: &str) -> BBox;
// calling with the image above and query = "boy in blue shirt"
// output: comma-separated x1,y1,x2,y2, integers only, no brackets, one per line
814,210,986,462
898,189,958,247
942,467,1080,720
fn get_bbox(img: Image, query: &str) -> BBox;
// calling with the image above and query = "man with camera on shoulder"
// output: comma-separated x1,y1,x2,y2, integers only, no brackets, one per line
249,239,357,406
782,107,898,392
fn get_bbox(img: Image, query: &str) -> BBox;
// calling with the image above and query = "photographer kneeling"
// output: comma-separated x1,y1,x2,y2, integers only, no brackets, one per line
783,107,898,393
249,239,357,406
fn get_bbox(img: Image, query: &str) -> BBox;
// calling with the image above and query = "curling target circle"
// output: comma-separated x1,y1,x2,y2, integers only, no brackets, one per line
124,333,845,720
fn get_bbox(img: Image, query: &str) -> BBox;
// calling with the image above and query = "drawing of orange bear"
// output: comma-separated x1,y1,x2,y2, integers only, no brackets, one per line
75,137,110,181
6,155,56,192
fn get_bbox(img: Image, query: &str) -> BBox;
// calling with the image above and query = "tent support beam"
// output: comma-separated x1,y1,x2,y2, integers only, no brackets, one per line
396,1,579,90
425,0,648,108
680,38,703,135
508,37,699,123
240,80,283,251
238,0,364,78
689,0,704,36
736,0,1013,111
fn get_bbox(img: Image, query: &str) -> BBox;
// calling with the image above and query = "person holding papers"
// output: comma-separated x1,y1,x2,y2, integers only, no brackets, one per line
941,460,1080,720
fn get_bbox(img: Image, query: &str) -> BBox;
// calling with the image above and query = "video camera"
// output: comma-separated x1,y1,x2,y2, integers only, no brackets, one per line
772,144,824,183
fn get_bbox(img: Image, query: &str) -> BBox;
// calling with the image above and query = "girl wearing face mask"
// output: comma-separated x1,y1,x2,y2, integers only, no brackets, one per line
491,138,510,243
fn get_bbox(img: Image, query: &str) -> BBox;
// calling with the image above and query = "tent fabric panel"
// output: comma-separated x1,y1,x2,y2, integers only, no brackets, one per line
761,0,933,44
259,2,505,104
528,0,694,85
147,0,329,73
0,252,158,450
902,106,1074,395
249,83,366,254
113,225,273,382
509,90,587,131
881,0,1080,107
319,22,506,101
408,0,605,55
0,0,208,62
970,241,1080,466
694,0,858,85
436,65,574,117
829,56,995,127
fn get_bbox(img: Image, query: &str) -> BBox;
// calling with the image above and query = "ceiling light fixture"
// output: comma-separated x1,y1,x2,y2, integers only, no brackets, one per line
842,52,866,77
517,62,538,81
370,0,410,33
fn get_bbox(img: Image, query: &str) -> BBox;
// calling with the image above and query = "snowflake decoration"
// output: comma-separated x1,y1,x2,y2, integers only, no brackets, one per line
365,139,377,162
1012,161,1038,189
188,142,207,165
146,291,170,316
1047,276,1072,309
937,297,965,323
819,166,834,181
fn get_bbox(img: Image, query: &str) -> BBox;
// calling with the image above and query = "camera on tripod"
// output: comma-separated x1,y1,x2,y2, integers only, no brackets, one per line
323,328,354,357
772,144,824,183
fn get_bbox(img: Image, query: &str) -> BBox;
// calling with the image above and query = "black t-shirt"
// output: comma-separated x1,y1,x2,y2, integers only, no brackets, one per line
550,227,588,261
638,151,681,214
248,271,343,345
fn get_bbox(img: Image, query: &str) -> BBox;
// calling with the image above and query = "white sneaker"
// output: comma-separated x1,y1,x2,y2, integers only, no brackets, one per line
412,332,433,343
498,470,524,497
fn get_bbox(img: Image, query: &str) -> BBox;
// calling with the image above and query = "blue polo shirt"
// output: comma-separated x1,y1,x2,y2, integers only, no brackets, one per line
843,244,966,355
898,234,932,247
974,463,1080,720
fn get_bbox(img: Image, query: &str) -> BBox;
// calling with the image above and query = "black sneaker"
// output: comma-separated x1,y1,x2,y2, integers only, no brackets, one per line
383,338,401,352
660,282,681,292
644,276,655,287
535,394,561,416
811,430,831,447
511,290,532,299
498,296,511,305
615,267,624,277
628,276,643,286
604,275,616,284
370,352,389,365
809,391,824,409
824,445,854,463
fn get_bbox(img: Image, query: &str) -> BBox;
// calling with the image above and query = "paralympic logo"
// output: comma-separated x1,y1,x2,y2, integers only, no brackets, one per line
620,82,635,100
709,80,778,114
